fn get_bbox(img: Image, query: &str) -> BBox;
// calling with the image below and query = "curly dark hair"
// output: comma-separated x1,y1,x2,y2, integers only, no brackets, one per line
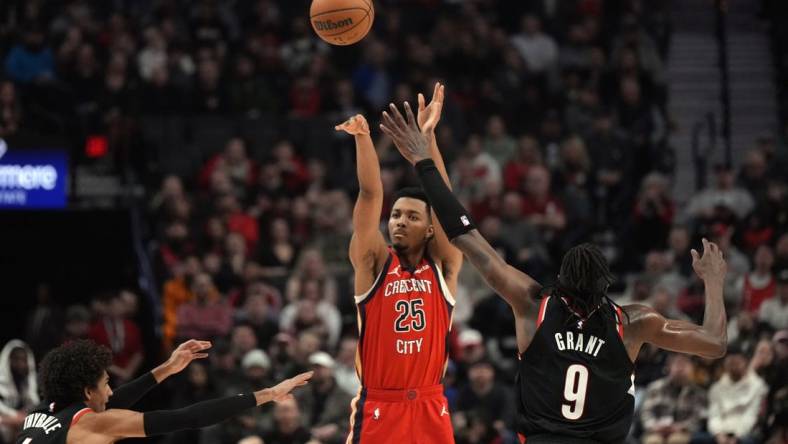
39,340,112,411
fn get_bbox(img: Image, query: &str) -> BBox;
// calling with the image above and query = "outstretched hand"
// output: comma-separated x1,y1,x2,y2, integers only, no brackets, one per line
691,238,727,283
270,371,314,403
164,339,211,375
380,102,431,165
335,114,370,135
417,82,445,135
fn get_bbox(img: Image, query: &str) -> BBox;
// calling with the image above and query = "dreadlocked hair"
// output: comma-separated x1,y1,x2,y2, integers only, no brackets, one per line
553,243,627,327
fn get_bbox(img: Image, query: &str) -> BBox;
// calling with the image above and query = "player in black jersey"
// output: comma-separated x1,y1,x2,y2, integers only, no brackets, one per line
380,102,728,444
15,339,311,444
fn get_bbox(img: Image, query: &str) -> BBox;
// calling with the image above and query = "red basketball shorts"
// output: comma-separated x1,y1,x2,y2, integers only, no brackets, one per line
346,384,454,444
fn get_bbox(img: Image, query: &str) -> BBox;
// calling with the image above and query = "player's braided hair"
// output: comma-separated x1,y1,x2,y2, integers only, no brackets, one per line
39,339,112,412
545,243,627,328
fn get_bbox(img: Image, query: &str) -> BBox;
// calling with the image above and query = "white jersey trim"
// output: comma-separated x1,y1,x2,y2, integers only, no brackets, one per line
434,263,456,307
354,259,389,304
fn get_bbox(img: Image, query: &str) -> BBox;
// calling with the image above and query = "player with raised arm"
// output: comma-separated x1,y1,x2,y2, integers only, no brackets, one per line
380,102,728,444
335,82,463,444
15,339,312,444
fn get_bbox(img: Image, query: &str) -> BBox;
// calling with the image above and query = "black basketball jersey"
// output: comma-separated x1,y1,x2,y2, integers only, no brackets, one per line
517,296,635,444
15,402,91,444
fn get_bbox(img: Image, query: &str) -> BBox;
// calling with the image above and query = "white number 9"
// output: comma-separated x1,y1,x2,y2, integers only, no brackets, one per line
562,364,589,420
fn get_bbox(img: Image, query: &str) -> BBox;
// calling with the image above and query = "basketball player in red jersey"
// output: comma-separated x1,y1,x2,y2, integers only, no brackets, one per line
381,102,728,444
334,83,463,444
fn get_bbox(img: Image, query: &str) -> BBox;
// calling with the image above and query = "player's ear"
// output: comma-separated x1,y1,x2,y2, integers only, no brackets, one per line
426,223,435,241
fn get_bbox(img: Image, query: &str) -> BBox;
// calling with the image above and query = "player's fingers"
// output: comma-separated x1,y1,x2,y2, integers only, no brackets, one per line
388,103,407,127
381,111,396,129
191,340,211,351
701,238,709,255
438,83,445,102
418,93,425,111
403,101,416,127
432,82,440,100
690,249,699,262
379,124,392,139
194,353,209,359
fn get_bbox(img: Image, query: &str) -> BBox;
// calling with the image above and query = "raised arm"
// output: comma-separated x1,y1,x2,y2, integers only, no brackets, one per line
76,372,312,441
416,83,463,293
625,238,728,360
106,339,211,409
336,115,388,292
381,102,541,352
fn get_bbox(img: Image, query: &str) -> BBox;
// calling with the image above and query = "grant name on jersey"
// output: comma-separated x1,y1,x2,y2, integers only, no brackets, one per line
554,331,606,357
22,412,62,435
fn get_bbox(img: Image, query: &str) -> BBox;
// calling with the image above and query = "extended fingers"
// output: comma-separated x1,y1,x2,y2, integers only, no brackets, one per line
388,103,408,128
418,93,425,111
403,101,416,127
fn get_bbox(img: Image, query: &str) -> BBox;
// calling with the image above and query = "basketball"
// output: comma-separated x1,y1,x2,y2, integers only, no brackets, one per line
310,0,374,46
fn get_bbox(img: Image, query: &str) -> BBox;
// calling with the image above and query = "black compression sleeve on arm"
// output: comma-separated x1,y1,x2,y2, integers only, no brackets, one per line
415,159,476,239
105,372,157,409
143,393,256,436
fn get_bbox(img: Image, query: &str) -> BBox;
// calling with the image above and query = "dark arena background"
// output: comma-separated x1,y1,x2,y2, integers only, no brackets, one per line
1,0,787,443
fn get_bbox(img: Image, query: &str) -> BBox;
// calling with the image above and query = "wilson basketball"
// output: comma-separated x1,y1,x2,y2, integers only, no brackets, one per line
310,0,374,46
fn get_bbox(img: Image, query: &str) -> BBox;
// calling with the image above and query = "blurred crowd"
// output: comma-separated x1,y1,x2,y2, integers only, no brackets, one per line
2,0,788,443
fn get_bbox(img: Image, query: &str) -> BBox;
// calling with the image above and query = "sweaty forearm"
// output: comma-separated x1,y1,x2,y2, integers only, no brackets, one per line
143,393,256,436
701,280,727,348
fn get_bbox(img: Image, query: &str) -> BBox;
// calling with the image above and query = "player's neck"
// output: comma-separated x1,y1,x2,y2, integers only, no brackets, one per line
397,248,425,271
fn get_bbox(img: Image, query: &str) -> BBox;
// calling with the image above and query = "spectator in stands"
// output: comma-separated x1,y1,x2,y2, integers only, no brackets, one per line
737,245,777,313
294,352,352,444
503,135,543,192
521,165,566,252
0,340,38,443
334,337,360,397
683,164,756,223
61,305,91,344
235,286,280,350
175,273,233,342
4,26,55,84
738,149,772,203
510,15,558,74
703,344,768,444
279,278,341,349
0,81,22,137
88,292,143,385
498,191,551,279
162,255,202,350
263,398,311,444
640,354,707,444
630,173,675,257
259,217,299,286
759,269,788,330
586,109,634,229
482,115,517,167
230,324,260,365
455,360,516,436
285,248,338,304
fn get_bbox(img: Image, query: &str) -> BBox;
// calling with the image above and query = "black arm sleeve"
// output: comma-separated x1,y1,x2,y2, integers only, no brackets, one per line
415,159,476,239
105,372,157,409
143,393,256,436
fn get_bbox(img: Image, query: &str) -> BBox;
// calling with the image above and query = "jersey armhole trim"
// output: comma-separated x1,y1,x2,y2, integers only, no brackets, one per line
71,407,93,426
536,296,551,328
354,254,393,304
614,305,624,339
433,262,456,307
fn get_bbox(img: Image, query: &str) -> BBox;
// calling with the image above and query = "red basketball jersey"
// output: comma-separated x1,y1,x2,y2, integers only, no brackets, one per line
354,249,455,389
